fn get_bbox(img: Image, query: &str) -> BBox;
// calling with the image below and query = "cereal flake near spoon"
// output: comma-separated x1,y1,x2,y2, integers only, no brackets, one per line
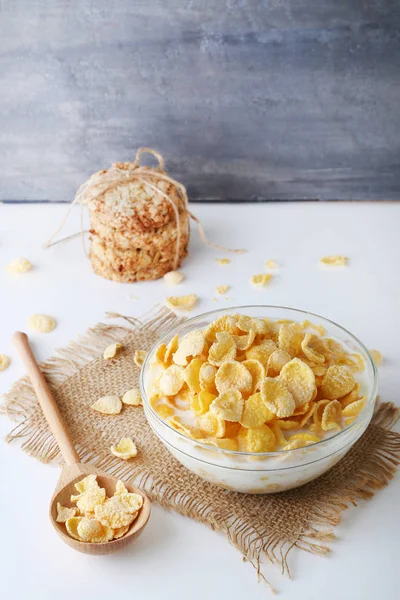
13,331,151,555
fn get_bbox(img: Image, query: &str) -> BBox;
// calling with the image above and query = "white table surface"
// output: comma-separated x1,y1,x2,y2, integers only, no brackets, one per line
1,202,399,600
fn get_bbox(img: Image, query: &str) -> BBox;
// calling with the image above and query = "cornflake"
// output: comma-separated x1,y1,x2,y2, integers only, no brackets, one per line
313,400,330,428
238,424,275,452
240,392,274,429
113,525,130,539
321,400,342,431
0,354,10,371
208,331,237,366
233,330,256,351
159,365,185,396
237,315,269,335
283,439,315,451
215,359,252,395
164,271,184,285
95,497,135,529
122,388,142,406
265,260,279,269
215,258,230,265
210,389,244,422
110,437,138,460
245,339,276,365
271,423,287,447
278,322,303,357
199,412,225,438
242,359,265,393
184,357,204,392
169,416,203,439
155,343,167,364
320,255,349,266
369,349,383,366
65,517,82,541
154,403,175,419
74,474,97,494
342,398,365,418
56,503,77,523
301,334,325,364
7,257,32,273
340,384,360,408
267,349,291,374
133,349,147,368
71,480,106,513
103,343,123,360
260,377,295,418
164,294,197,311
321,365,355,400
77,518,114,543
279,358,316,407
190,391,216,415
250,273,272,287
28,314,56,333
301,320,325,336
224,421,241,438
204,314,239,342
216,285,229,295
91,395,122,415
173,329,206,366
163,334,178,365
287,433,320,446
114,481,143,513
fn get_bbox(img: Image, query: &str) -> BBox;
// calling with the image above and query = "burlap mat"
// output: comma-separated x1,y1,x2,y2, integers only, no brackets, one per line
2,307,400,592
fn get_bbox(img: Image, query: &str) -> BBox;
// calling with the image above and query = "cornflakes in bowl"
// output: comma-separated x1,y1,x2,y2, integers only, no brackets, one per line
140,306,378,494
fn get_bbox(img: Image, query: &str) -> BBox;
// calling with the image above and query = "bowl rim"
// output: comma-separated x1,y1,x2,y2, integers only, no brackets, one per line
140,305,378,457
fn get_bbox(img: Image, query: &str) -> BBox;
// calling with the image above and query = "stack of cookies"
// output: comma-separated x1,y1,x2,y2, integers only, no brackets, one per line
78,150,190,282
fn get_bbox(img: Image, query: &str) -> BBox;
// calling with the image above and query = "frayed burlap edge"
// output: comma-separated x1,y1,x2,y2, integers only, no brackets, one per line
1,307,400,593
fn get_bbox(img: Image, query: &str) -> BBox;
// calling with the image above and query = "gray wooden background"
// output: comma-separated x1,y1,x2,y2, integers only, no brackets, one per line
0,0,399,202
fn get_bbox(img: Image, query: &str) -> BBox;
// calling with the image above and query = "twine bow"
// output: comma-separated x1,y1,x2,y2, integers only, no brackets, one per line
46,147,246,268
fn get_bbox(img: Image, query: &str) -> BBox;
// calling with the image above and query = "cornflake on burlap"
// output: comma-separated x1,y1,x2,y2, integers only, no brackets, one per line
2,307,400,592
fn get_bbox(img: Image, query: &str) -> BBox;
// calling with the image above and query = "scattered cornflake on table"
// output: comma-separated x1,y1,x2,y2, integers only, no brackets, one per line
7,257,32,273
110,437,138,460
28,314,56,333
164,294,198,311
265,260,279,269
122,388,142,406
164,271,184,285
103,343,123,360
369,349,383,365
0,354,11,371
320,255,349,266
250,273,273,288
133,349,147,367
91,395,123,415
215,258,230,266
216,285,229,295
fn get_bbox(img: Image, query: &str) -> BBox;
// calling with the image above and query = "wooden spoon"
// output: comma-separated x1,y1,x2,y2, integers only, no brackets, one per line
13,331,151,555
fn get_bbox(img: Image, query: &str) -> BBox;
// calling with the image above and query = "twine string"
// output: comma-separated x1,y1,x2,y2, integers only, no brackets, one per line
44,147,246,265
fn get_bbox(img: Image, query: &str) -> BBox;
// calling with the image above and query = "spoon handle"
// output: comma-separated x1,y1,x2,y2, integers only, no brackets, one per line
13,331,80,466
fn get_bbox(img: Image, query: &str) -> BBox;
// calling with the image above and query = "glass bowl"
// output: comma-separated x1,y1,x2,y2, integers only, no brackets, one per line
140,306,378,494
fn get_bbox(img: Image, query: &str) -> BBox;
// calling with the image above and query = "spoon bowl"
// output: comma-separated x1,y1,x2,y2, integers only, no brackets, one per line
14,331,151,555
50,463,151,555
